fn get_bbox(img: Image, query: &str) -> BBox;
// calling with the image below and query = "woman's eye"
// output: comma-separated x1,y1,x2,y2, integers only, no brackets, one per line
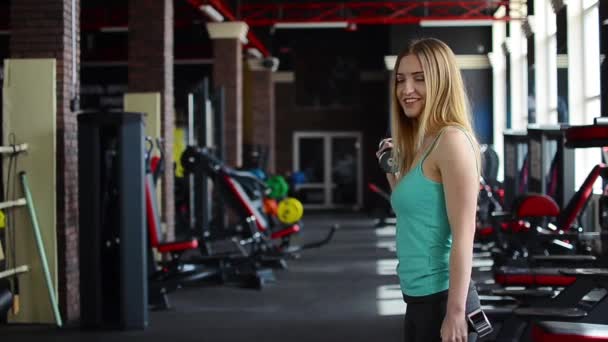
396,78,405,83
415,77,425,82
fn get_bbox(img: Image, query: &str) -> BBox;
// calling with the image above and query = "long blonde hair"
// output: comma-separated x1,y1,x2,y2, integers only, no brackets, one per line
390,38,479,177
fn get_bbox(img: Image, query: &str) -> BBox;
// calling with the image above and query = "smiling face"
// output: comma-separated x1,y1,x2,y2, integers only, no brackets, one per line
395,54,426,119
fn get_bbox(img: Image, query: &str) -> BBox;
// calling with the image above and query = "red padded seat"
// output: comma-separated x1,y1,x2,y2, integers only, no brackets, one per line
157,240,199,253
494,266,577,287
513,194,560,218
533,321,608,342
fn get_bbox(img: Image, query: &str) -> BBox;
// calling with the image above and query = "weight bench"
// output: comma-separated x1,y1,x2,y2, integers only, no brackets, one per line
494,266,578,287
146,174,223,309
494,268,608,341
532,321,608,342
146,174,199,256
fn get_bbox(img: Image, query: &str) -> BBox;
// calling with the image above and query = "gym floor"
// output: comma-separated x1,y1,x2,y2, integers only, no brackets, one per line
0,213,404,342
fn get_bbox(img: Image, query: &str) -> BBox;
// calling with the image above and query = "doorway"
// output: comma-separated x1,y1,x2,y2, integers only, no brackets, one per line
293,131,363,210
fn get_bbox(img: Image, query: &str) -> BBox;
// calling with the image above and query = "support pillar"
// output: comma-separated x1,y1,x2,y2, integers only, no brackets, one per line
9,0,81,322
247,57,278,173
207,22,249,167
128,0,175,239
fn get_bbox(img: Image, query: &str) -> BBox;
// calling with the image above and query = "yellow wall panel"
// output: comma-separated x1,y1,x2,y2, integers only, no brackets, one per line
124,92,163,217
2,58,57,323
124,92,161,142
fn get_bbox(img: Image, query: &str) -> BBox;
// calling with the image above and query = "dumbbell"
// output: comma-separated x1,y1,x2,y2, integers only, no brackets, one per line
378,139,398,174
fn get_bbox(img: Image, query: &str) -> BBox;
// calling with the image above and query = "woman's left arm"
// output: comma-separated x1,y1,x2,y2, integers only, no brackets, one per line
435,128,479,341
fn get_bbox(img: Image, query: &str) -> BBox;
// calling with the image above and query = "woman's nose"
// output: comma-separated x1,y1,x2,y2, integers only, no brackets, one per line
403,79,415,95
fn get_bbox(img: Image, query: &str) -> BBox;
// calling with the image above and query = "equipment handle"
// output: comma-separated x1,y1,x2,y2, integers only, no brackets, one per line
19,172,63,327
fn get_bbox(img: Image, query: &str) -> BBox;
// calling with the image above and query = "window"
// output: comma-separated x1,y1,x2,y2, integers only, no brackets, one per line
534,0,558,124
509,21,528,130
568,0,602,191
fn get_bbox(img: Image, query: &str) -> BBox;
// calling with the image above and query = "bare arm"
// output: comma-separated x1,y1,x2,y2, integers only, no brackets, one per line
436,128,479,316
386,173,398,191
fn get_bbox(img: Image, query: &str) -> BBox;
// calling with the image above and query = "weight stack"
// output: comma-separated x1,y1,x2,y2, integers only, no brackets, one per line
78,112,147,330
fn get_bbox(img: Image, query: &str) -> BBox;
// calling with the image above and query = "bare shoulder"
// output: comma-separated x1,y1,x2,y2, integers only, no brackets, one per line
434,127,478,166
438,127,476,151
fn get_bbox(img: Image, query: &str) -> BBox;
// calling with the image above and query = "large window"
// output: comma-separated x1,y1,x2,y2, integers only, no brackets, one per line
583,0,602,117
534,0,558,124
509,21,529,130
568,0,602,190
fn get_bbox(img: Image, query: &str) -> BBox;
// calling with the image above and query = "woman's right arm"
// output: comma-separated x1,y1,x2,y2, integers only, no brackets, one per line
386,173,398,191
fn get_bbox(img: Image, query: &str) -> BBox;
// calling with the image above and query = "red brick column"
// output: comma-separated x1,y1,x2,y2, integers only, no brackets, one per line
9,0,81,322
128,0,175,239
247,57,279,173
207,22,249,167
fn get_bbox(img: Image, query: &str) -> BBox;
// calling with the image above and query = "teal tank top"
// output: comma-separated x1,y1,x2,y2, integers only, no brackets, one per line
390,126,475,297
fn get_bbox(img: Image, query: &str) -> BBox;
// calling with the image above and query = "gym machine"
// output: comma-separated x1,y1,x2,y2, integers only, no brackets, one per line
78,112,147,330
526,124,575,209
503,130,529,211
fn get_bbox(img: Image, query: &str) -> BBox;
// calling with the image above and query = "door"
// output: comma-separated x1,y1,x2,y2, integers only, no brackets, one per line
294,132,362,210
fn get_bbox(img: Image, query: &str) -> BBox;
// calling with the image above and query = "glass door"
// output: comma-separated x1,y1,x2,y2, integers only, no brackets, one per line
294,132,362,209
331,135,361,209
294,135,327,206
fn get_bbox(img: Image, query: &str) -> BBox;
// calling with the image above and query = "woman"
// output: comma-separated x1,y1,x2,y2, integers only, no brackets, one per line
376,38,482,342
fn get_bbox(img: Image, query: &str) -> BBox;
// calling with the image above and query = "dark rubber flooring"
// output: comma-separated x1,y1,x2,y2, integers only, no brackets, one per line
0,213,406,341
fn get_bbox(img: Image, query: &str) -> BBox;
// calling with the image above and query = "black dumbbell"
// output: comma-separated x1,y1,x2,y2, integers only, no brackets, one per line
378,139,398,174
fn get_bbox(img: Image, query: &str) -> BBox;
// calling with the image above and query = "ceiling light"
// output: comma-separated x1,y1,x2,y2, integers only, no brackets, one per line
419,19,495,27
273,22,349,29
494,5,507,19
199,5,224,22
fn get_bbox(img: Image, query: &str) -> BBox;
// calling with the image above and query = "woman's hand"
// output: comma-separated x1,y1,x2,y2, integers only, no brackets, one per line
440,312,468,342
375,138,393,160
376,138,398,190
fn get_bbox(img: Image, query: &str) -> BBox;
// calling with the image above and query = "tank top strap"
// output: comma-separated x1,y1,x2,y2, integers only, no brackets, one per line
420,125,480,175
420,126,452,164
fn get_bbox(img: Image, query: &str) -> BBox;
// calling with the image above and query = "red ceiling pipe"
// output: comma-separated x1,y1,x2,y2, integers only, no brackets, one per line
239,1,516,26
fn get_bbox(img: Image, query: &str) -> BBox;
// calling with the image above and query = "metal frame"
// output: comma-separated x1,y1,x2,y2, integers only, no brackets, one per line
240,1,523,26
71,0,528,61
293,131,363,210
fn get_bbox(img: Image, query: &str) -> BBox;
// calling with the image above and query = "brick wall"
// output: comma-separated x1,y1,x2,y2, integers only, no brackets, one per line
10,0,81,321
251,70,275,173
212,39,242,167
128,0,175,239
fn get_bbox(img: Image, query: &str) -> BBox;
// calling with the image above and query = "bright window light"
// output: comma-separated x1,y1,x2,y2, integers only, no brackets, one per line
375,226,396,237
376,284,406,316
376,259,398,276
584,6,601,98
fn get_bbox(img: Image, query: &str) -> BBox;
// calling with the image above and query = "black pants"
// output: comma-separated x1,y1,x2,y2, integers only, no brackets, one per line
403,285,479,342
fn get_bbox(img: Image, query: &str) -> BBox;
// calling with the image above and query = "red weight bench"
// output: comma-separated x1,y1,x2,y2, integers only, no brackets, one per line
492,164,606,287
146,173,198,256
494,266,578,287
496,163,605,234
532,321,608,342
493,124,608,287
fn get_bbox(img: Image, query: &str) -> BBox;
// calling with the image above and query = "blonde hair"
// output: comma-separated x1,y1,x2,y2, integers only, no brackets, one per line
390,38,479,177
